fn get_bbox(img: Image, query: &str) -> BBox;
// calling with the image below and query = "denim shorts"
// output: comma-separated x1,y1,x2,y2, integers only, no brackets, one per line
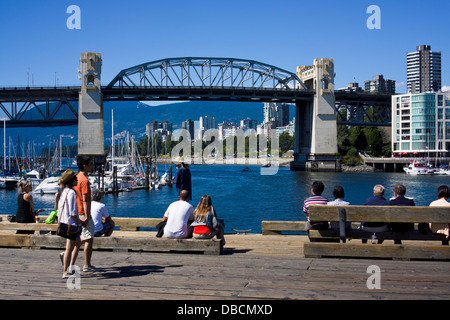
94,221,113,237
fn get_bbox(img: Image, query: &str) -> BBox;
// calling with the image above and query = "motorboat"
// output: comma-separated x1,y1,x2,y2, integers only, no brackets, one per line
0,175,21,189
33,177,60,195
25,169,43,187
403,161,438,175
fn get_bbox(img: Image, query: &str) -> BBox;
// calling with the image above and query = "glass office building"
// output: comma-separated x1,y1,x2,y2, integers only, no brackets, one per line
392,92,450,155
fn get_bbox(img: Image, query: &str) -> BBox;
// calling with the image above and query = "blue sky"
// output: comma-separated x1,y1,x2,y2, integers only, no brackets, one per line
0,0,449,91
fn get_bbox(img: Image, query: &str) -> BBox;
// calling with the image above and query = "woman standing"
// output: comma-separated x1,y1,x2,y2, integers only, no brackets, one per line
57,169,86,278
16,181,43,233
191,195,225,246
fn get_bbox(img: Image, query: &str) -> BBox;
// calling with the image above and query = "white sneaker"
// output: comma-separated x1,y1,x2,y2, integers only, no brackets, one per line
83,265,102,272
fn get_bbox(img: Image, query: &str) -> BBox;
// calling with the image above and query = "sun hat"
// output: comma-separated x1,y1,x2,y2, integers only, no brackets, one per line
60,169,77,185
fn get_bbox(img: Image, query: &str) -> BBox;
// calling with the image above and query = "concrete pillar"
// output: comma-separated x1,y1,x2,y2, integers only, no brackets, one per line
291,59,339,171
77,53,105,160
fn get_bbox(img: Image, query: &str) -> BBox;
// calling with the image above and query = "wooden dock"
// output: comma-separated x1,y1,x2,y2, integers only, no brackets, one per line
0,231,449,300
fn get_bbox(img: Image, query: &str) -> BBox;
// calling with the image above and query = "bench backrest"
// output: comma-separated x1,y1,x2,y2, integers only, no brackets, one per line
309,205,450,223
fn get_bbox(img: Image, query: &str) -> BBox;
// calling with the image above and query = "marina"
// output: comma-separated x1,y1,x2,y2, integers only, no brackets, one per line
1,165,450,235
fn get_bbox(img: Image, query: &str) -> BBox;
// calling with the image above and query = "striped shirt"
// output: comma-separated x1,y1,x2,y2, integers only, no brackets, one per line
303,195,328,221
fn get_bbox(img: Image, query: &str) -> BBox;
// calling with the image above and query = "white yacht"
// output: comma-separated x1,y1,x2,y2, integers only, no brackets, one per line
33,177,60,195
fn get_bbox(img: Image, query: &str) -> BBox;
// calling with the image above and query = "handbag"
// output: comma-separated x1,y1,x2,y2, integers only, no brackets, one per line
45,210,58,224
56,190,81,240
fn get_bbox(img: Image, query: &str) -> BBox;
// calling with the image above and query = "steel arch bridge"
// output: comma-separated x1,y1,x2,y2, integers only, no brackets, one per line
0,57,392,128
106,57,308,90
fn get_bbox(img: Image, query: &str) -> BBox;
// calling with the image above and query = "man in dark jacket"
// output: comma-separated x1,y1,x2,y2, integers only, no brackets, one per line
389,184,415,244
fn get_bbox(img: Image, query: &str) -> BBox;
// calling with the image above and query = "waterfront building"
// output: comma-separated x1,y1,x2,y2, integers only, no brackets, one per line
182,119,195,141
338,82,363,92
240,118,257,131
263,102,289,127
198,116,217,139
276,120,295,136
391,92,450,156
218,121,239,140
146,121,159,138
407,45,442,93
364,75,396,94
146,121,173,143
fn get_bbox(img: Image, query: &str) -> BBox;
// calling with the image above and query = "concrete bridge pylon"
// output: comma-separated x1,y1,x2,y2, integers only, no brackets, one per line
77,52,105,163
290,58,340,171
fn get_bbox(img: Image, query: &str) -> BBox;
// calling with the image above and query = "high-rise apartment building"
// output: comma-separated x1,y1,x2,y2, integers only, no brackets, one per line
263,103,289,127
197,116,217,139
364,75,396,94
407,45,442,93
182,119,195,141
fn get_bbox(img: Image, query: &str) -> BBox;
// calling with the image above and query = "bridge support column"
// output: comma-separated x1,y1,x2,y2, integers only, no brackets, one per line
290,58,340,172
77,52,106,165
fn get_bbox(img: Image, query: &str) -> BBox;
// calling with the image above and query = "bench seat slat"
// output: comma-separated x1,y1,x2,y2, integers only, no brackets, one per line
308,229,448,241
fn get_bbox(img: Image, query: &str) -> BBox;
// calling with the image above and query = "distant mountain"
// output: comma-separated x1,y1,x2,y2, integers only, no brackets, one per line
2,100,294,154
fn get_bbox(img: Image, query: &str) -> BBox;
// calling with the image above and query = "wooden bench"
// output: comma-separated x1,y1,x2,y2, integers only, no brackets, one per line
261,220,360,235
261,221,307,235
0,216,162,232
304,205,450,260
0,216,222,255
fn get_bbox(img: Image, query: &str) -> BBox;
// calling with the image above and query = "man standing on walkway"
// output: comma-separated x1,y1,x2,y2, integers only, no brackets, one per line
73,155,100,272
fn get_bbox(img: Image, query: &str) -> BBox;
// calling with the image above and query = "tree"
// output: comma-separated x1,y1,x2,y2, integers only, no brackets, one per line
279,132,294,154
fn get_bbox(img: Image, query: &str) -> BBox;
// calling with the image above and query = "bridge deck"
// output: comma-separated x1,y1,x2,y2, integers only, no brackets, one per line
0,231,449,301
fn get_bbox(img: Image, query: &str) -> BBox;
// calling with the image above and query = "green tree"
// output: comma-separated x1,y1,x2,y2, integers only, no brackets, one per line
279,132,294,154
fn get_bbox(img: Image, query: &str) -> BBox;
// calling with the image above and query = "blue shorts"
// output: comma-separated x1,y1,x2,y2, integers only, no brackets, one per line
94,222,113,237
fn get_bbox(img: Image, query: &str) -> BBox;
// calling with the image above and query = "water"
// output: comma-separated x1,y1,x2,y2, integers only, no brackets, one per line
1,165,449,233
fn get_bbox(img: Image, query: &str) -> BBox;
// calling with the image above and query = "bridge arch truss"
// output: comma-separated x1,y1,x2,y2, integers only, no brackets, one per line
107,57,308,90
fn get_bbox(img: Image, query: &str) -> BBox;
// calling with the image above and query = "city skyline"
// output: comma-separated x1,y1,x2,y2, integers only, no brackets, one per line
0,1,449,109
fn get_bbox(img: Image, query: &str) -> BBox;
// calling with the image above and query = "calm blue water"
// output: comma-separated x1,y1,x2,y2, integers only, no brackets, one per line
1,165,449,233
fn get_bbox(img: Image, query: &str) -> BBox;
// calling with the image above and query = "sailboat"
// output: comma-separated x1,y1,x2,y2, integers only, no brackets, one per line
0,122,22,189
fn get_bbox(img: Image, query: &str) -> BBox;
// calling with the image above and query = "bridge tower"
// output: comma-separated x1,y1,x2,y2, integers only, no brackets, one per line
77,52,105,163
290,58,339,171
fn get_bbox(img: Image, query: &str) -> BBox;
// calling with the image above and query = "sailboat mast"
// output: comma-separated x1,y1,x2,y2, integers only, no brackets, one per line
3,118,5,171
112,109,114,168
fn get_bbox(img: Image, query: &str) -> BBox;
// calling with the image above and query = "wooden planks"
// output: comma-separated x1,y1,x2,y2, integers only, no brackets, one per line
304,242,450,260
0,241,450,300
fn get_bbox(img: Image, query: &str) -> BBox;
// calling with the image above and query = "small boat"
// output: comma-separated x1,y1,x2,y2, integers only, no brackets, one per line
0,175,21,189
159,172,169,186
242,167,250,172
25,169,43,187
33,177,60,195
403,161,433,175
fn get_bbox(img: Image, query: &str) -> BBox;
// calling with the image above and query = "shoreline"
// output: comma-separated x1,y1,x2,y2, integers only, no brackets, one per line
154,157,294,167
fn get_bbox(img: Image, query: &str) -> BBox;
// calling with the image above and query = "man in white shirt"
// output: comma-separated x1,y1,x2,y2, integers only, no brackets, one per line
91,189,115,237
163,190,194,239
